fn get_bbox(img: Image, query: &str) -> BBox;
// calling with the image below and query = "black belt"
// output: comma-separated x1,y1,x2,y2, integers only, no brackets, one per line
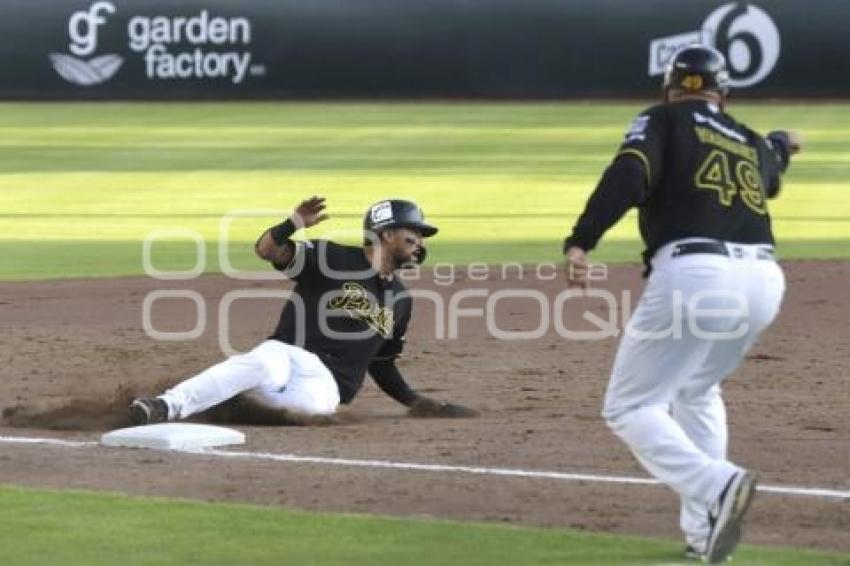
670,241,774,260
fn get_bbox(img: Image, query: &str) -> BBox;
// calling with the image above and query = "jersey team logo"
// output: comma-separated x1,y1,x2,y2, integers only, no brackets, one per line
327,282,394,338
648,3,780,89
50,1,123,86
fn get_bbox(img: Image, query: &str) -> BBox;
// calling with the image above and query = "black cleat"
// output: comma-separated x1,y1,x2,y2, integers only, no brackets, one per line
705,471,757,564
130,397,169,426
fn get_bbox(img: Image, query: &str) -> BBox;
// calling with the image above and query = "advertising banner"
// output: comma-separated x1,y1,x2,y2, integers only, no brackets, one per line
0,0,845,99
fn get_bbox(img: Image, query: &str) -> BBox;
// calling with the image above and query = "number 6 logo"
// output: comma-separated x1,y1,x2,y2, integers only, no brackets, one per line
702,3,781,88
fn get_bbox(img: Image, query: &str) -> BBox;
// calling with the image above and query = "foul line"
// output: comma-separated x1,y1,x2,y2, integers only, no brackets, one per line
1,435,848,501
208,450,850,500
0,436,97,448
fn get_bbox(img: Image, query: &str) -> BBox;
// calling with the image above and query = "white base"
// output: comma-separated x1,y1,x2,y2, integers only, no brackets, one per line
101,423,245,452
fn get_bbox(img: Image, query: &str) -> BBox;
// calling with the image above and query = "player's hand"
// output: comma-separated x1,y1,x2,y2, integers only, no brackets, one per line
407,396,479,418
786,130,802,154
565,246,589,289
768,130,802,156
293,195,329,229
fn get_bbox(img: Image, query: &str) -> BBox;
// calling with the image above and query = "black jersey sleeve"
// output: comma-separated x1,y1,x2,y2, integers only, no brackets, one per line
373,293,411,361
367,359,419,406
616,106,667,191
755,135,785,199
277,239,322,281
367,295,419,406
564,157,646,252
564,108,666,252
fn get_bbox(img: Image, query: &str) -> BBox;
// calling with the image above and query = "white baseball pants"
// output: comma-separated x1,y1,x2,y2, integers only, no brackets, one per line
602,239,785,551
160,340,340,419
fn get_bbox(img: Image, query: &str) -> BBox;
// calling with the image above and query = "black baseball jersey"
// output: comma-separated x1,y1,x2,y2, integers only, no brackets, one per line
566,99,786,262
270,240,412,404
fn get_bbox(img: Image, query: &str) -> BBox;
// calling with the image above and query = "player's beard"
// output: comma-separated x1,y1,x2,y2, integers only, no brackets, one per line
392,247,415,270
392,245,426,270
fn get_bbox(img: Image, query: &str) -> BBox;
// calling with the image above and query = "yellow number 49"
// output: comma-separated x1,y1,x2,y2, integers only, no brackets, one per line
694,149,766,214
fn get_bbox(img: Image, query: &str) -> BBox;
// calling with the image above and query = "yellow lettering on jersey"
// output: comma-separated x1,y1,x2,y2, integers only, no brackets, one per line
693,149,768,215
694,126,759,165
736,160,767,215
328,282,394,338
695,149,737,206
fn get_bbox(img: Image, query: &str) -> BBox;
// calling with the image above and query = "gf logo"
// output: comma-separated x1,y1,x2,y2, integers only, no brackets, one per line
50,1,123,86
68,1,116,57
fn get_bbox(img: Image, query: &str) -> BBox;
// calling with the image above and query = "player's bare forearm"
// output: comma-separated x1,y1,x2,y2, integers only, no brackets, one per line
255,229,294,265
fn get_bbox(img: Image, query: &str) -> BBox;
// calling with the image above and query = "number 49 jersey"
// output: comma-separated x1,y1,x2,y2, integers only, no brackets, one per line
620,99,784,258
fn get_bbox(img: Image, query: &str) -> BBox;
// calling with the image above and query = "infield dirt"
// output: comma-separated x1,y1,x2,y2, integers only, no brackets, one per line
1,261,848,552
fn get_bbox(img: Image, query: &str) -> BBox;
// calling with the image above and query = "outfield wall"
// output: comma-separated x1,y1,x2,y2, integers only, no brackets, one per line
1,0,848,99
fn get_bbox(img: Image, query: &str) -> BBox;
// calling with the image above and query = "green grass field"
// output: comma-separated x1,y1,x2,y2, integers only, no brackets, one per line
2,102,848,563
1,485,846,566
1,102,848,280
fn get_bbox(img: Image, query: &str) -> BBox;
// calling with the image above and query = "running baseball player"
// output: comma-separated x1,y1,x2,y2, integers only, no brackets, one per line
562,45,800,563
131,196,477,425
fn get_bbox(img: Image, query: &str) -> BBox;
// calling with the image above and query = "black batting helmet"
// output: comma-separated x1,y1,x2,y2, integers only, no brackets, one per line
663,44,730,95
363,199,438,239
